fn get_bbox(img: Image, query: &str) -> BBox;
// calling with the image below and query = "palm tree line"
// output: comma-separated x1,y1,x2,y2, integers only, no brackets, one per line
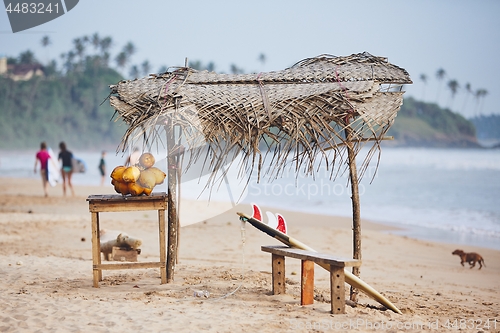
18,33,267,81
419,68,488,118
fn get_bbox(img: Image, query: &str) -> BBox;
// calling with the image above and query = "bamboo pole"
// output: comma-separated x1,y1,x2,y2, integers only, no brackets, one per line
323,136,393,151
165,123,178,283
344,124,362,303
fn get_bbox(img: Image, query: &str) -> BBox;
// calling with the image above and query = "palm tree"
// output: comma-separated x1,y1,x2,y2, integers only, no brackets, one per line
41,35,51,48
447,79,459,110
115,51,128,72
41,35,51,64
157,65,168,73
435,68,446,104
141,60,151,76
60,51,75,72
129,65,140,79
230,64,244,74
73,38,85,60
258,53,266,69
124,41,136,58
19,50,36,64
91,33,100,51
461,83,473,117
419,73,427,100
99,36,113,55
474,89,489,116
206,62,215,72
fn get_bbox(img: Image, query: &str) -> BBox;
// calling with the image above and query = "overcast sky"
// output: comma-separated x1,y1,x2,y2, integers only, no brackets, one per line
1,0,499,118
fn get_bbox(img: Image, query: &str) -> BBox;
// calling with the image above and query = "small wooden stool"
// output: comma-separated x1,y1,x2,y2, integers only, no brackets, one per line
87,193,168,288
261,245,361,314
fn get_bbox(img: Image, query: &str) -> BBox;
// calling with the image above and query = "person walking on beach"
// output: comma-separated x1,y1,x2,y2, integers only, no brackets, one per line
98,150,106,186
125,146,141,166
58,141,75,196
34,141,51,197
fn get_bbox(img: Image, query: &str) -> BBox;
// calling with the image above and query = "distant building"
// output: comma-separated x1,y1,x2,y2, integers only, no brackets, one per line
0,57,45,81
8,63,45,81
0,57,7,75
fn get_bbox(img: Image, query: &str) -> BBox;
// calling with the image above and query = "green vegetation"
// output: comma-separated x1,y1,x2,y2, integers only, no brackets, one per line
387,97,480,147
0,62,124,150
471,115,500,143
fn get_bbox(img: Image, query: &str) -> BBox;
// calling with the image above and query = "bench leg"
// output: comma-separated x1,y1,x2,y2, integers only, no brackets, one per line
330,265,345,314
271,254,285,295
301,260,314,305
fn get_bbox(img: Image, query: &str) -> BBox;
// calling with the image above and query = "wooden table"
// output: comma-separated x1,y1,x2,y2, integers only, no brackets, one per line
87,193,168,288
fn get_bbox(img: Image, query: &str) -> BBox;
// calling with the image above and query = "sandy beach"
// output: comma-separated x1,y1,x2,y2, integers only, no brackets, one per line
0,177,499,332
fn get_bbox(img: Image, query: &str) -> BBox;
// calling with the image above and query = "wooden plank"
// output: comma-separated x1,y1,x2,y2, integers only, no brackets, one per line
95,262,164,270
262,246,361,267
89,199,166,212
301,260,314,305
330,265,345,314
111,247,138,262
87,192,167,202
271,254,286,295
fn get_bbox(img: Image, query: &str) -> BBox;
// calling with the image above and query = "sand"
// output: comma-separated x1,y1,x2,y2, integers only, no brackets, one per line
0,177,499,332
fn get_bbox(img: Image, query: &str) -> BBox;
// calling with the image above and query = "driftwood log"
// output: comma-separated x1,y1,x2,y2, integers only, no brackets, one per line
100,231,142,261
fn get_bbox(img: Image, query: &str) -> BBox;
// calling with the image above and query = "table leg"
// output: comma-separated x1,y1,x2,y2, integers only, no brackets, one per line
91,212,101,288
159,209,167,284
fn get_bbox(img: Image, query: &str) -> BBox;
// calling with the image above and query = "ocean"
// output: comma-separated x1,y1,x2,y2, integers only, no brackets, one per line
2,147,499,250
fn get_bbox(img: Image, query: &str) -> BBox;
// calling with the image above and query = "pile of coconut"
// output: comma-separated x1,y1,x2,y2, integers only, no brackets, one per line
110,152,166,196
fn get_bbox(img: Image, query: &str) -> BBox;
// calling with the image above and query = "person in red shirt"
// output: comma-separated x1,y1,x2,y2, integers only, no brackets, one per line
34,141,51,197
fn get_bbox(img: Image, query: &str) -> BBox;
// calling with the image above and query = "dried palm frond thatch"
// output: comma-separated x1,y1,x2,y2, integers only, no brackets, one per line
109,52,411,185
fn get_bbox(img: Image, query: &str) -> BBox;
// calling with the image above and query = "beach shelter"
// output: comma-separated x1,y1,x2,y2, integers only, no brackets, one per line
108,52,412,300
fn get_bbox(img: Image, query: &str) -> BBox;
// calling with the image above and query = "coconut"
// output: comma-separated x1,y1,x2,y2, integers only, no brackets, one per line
122,166,141,183
149,167,166,185
142,187,153,196
138,169,157,189
128,182,144,196
139,152,155,169
110,166,127,182
114,181,130,195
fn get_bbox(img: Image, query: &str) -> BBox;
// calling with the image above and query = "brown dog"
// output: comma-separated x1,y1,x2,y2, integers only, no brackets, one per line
452,249,486,270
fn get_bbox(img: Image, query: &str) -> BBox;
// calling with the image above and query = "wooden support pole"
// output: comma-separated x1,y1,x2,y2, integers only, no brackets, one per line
344,125,361,303
166,124,178,283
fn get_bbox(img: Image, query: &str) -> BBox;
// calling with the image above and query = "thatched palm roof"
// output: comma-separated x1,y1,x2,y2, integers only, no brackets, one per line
109,52,411,183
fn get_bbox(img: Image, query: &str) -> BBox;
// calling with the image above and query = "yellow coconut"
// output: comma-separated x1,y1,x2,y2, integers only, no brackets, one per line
122,166,141,183
128,182,144,196
149,167,166,185
110,166,127,182
114,181,130,195
139,152,155,169
142,187,153,196
138,169,157,189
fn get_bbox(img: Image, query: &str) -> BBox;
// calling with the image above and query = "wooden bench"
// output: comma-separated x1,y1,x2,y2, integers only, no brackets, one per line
87,193,168,288
261,245,361,314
